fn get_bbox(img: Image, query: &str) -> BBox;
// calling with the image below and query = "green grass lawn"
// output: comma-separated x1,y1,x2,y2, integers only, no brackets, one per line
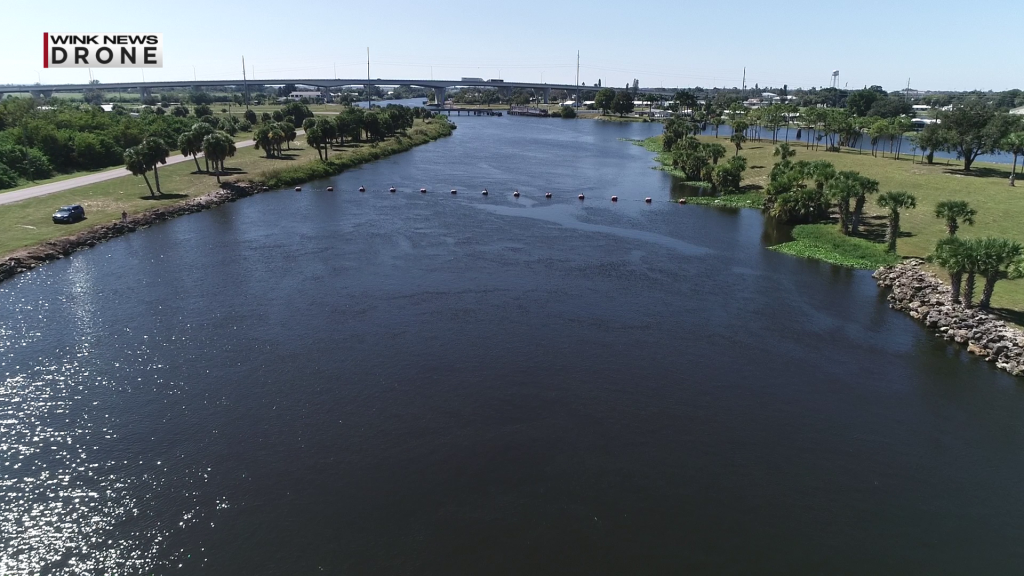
0,119,447,257
769,224,900,269
645,134,1024,318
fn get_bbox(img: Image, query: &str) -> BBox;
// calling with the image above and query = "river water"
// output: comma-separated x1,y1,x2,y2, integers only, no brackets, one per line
2,116,1024,575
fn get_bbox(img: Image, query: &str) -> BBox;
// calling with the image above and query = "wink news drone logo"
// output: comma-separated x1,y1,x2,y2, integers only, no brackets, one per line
44,33,163,68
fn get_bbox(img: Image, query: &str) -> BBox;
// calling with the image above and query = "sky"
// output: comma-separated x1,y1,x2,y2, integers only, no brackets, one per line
0,0,1019,93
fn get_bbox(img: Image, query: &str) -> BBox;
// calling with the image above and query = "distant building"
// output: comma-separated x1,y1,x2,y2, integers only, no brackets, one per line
287,90,329,103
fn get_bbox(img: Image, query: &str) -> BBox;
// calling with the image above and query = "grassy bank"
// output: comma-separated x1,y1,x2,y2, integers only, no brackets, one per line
641,133,1024,316
769,224,900,269
0,119,453,257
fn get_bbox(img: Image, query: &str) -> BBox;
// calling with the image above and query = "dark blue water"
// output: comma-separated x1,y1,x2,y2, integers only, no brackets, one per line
2,116,1024,575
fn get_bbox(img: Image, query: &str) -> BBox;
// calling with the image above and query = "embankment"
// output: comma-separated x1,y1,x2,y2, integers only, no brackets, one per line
875,260,1024,377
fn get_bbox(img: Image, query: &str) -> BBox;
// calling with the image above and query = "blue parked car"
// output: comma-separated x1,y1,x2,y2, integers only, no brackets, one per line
52,205,86,224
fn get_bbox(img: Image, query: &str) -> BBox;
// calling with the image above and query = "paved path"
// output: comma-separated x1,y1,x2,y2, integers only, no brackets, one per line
0,132,309,206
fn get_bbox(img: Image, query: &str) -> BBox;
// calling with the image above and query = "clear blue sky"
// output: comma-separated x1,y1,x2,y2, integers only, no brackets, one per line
1,0,1018,92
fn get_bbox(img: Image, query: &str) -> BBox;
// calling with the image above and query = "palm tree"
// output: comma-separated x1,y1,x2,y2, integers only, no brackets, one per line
253,126,275,158
178,131,203,173
773,142,796,161
123,146,154,196
190,122,215,171
202,132,236,183
929,237,969,305
976,238,1024,309
828,172,860,235
850,174,879,235
804,160,837,193
729,132,746,156
876,191,917,252
933,200,977,237
139,137,169,195
306,126,325,161
1002,132,1024,186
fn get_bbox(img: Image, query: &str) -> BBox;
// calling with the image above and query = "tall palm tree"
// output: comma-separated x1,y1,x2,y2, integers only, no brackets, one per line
1002,132,1024,185
178,131,203,173
828,172,860,235
876,191,917,253
933,200,977,237
805,160,837,193
929,237,969,305
850,174,879,235
139,137,169,195
729,132,746,156
123,146,154,196
977,238,1024,309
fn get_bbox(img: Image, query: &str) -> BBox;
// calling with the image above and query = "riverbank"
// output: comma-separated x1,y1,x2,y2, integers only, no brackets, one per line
0,118,454,284
875,260,1024,377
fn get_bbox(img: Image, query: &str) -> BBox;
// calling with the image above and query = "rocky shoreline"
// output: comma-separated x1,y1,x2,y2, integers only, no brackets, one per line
0,182,266,285
874,260,1024,377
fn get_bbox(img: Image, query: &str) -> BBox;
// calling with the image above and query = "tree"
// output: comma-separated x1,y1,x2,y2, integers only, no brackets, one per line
306,126,326,160
280,122,297,150
612,91,634,117
876,191,917,252
933,200,977,236
194,104,213,118
123,145,155,196
929,237,969,305
139,137,169,195
1001,132,1024,185
171,105,190,117
178,130,203,173
773,142,796,161
253,125,275,158
244,109,257,124
938,101,1004,171
827,171,860,235
560,105,576,119
846,88,881,117
976,237,1024,309
202,131,236,183
190,122,215,171
849,174,879,235
729,132,746,155
594,88,615,115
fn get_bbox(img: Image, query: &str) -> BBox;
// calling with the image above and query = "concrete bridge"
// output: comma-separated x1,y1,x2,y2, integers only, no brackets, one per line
0,78,679,104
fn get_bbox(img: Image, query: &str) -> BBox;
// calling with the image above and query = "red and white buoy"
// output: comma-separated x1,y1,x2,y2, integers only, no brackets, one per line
482,189,488,195
611,196,618,202
359,186,365,192
679,198,687,205
295,186,301,191
451,189,457,194
389,187,396,193
645,197,652,203
326,186,334,192
545,192,552,198
420,188,427,193
578,194,585,200
513,190,520,197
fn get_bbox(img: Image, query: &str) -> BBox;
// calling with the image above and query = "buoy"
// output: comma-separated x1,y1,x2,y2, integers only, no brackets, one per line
359,186,365,192
326,186,333,192
295,186,301,191
545,192,552,198
513,190,520,197
420,188,427,193
611,196,618,202
451,189,457,194
645,197,652,203
578,194,585,200
481,189,488,195
679,198,687,205
389,187,396,193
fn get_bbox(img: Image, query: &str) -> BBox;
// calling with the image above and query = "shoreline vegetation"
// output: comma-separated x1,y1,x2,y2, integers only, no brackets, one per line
0,118,454,284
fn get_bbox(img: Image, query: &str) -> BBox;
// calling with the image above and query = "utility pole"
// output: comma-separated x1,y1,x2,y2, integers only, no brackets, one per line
576,51,580,109
242,56,250,110
741,67,746,91
367,47,371,110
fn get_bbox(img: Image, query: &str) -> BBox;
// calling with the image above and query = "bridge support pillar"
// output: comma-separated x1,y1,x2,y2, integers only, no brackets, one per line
29,90,53,99
543,87,551,104
140,87,153,99
433,86,446,106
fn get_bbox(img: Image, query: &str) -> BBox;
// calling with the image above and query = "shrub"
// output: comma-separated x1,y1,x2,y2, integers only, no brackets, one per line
560,105,577,119
0,162,20,189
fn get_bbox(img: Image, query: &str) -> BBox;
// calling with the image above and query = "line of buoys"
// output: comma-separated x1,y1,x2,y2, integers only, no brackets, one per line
678,198,687,205
578,194,585,200
513,190,520,197
420,188,427,193
389,187,396,193
645,197,652,203
326,186,333,191
481,189,488,195
295,186,301,191
611,196,618,202
359,186,365,192
545,192,552,198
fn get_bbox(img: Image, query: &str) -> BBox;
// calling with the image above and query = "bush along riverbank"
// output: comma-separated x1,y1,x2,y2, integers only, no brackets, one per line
875,260,1024,377
0,119,455,286
770,224,899,269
